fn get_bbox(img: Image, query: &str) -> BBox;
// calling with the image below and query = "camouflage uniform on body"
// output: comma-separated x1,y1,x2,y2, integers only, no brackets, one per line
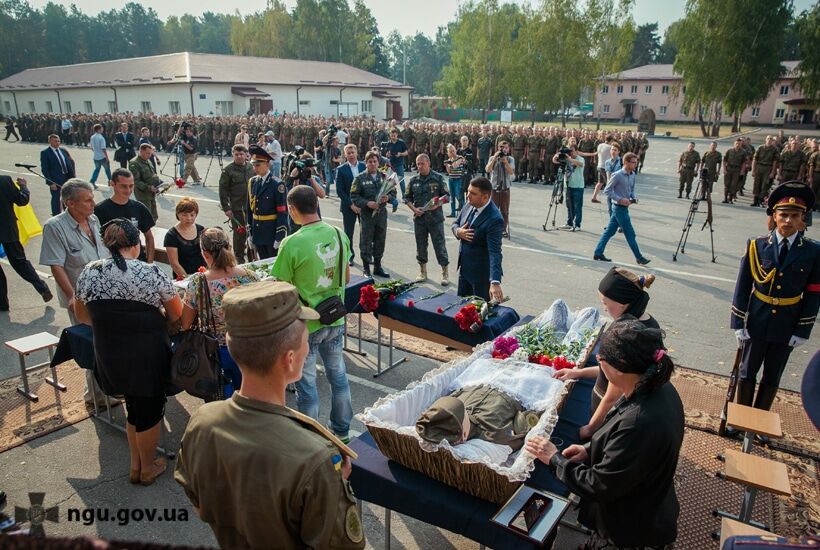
219,161,254,263
405,170,450,267
350,171,396,266
678,149,701,196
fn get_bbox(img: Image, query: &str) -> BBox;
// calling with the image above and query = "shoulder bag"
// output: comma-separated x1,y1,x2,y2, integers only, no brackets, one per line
311,227,347,325
170,273,223,402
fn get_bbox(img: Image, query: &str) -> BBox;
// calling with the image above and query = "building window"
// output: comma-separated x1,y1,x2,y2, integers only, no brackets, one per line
751,107,760,118
3,101,10,112
169,101,181,115
84,101,92,113
662,85,669,94
28,101,35,112
216,101,233,115
45,101,53,112
108,101,117,112
779,85,789,96
361,100,373,112
299,100,310,106
775,108,785,119
603,104,610,114
681,105,689,116
199,94,206,100
601,85,609,94
139,101,151,113
640,105,647,112
645,85,652,94
63,101,71,113
630,85,638,94
659,105,667,115
616,84,623,94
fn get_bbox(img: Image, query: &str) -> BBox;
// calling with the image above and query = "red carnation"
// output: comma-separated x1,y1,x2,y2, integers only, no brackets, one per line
237,226,247,235
197,266,207,273
436,307,444,314
407,300,415,308
358,285,380,312
175,178,185,188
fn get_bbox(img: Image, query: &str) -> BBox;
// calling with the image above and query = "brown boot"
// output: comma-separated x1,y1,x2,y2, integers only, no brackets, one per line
441,265,450,286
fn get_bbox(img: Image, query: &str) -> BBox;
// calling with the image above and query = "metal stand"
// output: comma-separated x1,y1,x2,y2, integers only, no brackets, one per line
5,333,65,402
542,167,567,231
375,315,408,377
343,313,367,357
713,487,767,530
202,146,225,186
673,176,716,262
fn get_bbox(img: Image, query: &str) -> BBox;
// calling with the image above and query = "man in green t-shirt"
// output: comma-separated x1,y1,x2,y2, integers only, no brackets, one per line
271,186,354,441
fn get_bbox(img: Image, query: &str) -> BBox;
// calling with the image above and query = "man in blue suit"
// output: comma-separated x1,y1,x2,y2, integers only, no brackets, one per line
335,144,365,266
451,176,505,302
731,182,819,415
40,134,76,215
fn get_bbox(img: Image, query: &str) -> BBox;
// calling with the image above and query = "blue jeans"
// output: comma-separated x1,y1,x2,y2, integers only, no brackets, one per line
448,177,463,215
177,152,185,179
392,163,406,198
271,160,282,180
219,345,242,398
566,187,584,228
90,159,111,184
594,204,645,260
296,325,353,437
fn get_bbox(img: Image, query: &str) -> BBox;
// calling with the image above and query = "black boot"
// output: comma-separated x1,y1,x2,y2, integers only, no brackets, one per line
362,262,371,277
373,261,388,278
753,383,778,411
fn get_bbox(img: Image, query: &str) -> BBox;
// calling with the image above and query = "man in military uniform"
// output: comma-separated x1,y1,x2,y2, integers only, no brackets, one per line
511,127,526,182
809,140,820,212
477,127,493,177
778,139,807,185
350,151,395,278
130,143,162,221
723,138,747,205
247,145,289,259
701,141,722,198
219,144,254,263
401,122,416,171
544,128,560,184
677,142,701,199
526,128,541,183
430,126,444,172
175,280,365,550
751,136,780,207
637,132,649,173
730,182,819,421
405,154,450,285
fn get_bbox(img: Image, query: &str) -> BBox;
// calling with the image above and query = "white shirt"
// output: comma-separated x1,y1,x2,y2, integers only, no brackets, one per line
774,230,798,249
336,129,348,145
597,142,612,167
266,139,283,161
346,161,359,179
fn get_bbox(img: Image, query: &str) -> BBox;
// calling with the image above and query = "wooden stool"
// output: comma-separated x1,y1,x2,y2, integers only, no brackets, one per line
717,518,785,547
5,332,64,402
714,449,792,529
726,402,782,452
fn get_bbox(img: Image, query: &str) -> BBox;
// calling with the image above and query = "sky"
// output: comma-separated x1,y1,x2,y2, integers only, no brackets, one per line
28,0,816,38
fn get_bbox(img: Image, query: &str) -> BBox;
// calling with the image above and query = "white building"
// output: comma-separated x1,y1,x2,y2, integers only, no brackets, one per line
0,52,412,119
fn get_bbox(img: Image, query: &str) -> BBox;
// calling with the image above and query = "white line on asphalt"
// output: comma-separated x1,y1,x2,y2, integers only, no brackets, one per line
0,258,53,279
346,373,395,395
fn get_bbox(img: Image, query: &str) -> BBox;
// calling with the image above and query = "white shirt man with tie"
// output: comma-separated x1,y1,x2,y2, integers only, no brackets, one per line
40,134,77,215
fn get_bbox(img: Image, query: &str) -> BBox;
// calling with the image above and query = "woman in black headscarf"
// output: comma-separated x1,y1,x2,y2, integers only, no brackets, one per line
528,321,684,550
74,219,183,486
554,266,660,439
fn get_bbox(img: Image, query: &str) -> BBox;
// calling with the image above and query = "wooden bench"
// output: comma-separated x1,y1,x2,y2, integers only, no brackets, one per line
5,332,64,402
718,517,785,547
726,402,782,452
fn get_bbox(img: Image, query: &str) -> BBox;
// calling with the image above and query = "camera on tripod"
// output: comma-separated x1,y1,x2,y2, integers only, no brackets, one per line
292,157,317,183
174,121,192,133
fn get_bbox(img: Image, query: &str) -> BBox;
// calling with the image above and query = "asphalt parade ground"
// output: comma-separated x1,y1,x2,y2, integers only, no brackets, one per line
0,134,816,547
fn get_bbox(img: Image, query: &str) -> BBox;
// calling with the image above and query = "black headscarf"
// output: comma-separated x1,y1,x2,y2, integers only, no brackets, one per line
598,267,650,318
101,218,141,272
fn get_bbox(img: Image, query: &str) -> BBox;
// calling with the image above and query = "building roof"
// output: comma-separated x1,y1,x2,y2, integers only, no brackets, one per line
0,52,410,92
605,61,800,81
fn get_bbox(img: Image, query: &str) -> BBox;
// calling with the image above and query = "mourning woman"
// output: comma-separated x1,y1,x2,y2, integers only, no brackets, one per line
75,219,182,486
527,321,684,549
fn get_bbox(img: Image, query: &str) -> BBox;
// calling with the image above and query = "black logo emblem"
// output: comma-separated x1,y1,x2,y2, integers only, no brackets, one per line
15,492,58,536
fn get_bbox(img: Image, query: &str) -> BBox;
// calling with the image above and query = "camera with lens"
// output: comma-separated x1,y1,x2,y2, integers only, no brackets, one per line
556,146,572,162
292,157,317,183
380,141,391,156
323,124,338,145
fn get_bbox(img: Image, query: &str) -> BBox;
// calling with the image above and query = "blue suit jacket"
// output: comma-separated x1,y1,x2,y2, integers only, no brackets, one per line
731,231,820,341
451,201,504,284
336,161,365,212
40,146,76,187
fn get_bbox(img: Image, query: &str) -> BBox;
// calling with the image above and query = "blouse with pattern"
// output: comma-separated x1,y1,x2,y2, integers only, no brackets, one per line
182,271,259,345
76,259,176,309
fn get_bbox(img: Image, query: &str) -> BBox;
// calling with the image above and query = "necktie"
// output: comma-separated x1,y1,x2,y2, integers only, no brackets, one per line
778,239,789,265
466,207,477,227
55,149,67,174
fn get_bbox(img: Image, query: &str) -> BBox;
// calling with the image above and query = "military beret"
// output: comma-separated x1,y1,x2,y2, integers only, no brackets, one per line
222,280,318,338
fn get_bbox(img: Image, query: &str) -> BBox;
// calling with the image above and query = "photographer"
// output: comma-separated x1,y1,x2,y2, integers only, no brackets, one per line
287,154,326,200
552,145,585,231
181,126,201,184
485,140,514,238
386,128,408,199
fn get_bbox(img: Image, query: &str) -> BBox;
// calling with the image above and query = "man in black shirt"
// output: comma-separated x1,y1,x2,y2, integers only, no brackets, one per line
477,128,493,176
93,168,155,262
387,129,408,198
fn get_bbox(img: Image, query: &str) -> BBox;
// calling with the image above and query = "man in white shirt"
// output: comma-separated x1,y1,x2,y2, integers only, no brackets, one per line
264,131,283,178
336,127,348,146
89,124,110,189
61,116,73,145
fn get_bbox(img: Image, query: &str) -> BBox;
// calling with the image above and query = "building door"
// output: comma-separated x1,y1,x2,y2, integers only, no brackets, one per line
623,103,634,122
260,99,273,114
387,100,403,120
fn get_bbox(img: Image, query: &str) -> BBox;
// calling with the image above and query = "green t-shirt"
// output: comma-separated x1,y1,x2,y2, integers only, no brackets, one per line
271,221,351,333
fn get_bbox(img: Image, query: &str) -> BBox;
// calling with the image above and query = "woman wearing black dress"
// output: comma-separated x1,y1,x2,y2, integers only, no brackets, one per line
164,197,206,279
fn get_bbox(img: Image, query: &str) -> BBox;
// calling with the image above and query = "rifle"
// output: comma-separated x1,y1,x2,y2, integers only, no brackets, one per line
718,344,744,436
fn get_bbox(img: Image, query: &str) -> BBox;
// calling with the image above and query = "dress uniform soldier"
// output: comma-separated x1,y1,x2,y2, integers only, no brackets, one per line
677,142,701,199
700,141,722,197
247,145,289,260
350,151,395,278
219,144,255,263
751,136,780,206
730,182,819,418
723,139,747,204
405,154,450,285
778,140,807,184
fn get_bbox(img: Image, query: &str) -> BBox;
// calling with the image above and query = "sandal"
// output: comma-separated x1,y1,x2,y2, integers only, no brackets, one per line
129,469,140,484
590,197,601,203
139,458,167,486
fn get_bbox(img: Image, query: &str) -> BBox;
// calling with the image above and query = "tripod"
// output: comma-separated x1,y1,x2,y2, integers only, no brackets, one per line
542,166,568,231
160,140,183,182
672,175,716,262
202,147,225,187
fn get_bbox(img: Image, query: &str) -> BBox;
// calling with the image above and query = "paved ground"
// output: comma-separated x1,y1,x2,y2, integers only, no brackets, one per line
0,134,816,547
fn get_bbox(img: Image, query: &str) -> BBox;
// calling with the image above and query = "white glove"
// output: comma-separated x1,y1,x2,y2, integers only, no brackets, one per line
789,335,807,348
734,328,750,345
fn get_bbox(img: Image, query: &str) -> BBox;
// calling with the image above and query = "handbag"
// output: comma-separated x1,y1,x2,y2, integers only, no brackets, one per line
311,228,347,325
170,273,223,401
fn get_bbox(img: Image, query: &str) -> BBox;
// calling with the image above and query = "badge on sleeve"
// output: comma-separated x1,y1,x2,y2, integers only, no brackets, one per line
345,505,364,544
278,183,286,194
331,453,342,472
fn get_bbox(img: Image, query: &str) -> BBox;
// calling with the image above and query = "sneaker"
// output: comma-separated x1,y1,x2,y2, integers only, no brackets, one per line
558,224,572,230
636,257,651,265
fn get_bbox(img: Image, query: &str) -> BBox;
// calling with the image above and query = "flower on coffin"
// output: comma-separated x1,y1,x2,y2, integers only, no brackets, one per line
455,304,481,332
358,285,380,312
407,300,415,308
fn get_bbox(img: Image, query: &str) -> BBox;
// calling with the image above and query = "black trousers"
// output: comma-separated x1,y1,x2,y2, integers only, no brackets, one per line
456,271,490,302
0,240,48,309
739,338,793,387
4,126,20,141
255,243,277,260
341,208,358,261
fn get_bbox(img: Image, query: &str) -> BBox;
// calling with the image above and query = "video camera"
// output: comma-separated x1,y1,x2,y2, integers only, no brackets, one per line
292,157,317,184
380,141,391,156
556,146,572,162
173,121,192,133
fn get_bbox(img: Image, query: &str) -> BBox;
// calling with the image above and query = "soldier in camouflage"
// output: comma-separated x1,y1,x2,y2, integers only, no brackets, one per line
405,154,450,285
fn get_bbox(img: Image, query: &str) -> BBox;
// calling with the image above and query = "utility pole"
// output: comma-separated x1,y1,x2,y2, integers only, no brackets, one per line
403,42,407,85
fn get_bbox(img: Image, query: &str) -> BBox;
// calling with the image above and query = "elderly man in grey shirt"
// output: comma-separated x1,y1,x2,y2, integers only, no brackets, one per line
40,179,109,405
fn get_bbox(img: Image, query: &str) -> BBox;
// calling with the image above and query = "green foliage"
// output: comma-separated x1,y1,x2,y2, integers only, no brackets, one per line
656,20,683,64
794,2,819,102
628,23,661,68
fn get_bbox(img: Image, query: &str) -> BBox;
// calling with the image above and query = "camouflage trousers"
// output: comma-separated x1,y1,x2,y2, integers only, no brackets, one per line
413,213,448,266
359,207,388,264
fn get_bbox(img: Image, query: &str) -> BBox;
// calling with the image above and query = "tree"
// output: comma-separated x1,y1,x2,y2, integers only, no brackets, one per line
230,2,292,58
794,2,819,103
656,20,682,64
628,23,661,68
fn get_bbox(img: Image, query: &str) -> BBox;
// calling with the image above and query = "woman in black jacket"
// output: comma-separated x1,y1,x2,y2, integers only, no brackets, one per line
527,320,684,549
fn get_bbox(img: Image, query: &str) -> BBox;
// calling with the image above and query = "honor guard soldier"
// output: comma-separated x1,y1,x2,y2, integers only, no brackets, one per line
405,154,450,285
219,144,254,263
247,144,289,260
730,182,819,421
677,142,701,199
350,151,395,278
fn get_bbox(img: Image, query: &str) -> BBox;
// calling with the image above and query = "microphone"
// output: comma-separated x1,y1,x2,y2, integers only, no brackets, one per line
15,163,37,170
